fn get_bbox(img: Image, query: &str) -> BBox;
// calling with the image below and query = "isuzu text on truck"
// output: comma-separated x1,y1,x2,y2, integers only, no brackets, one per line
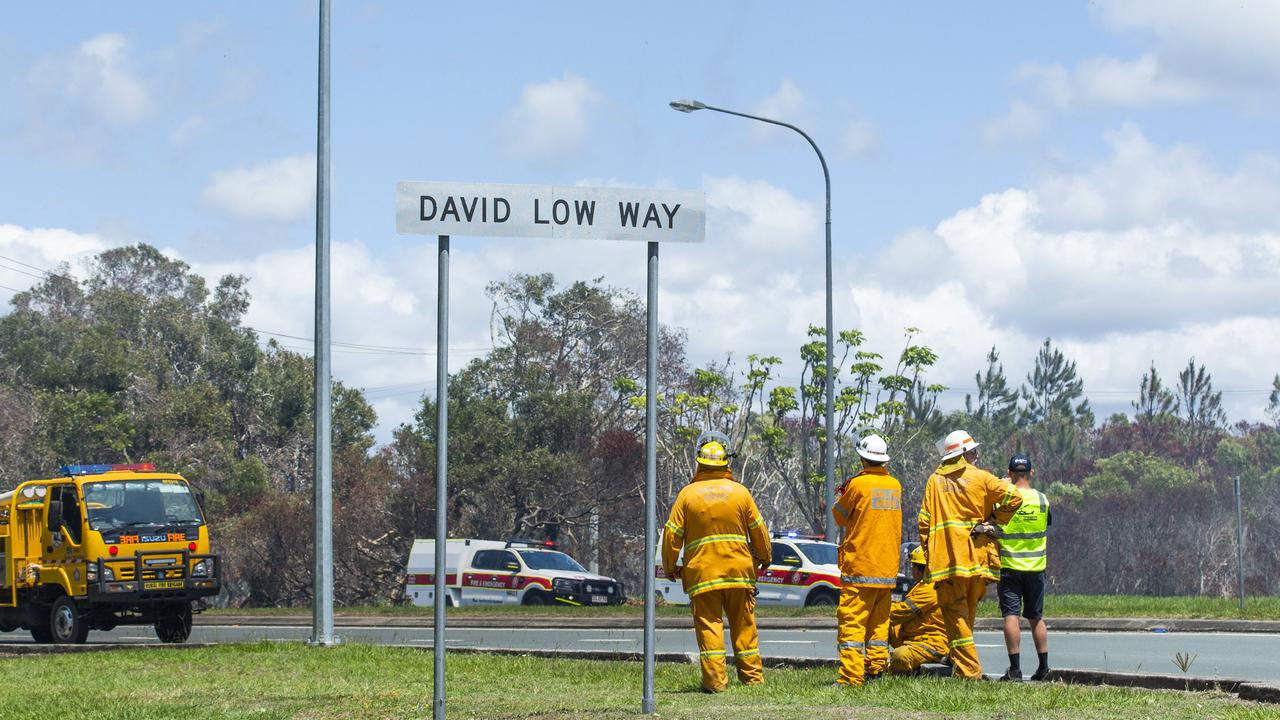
0,464,220,643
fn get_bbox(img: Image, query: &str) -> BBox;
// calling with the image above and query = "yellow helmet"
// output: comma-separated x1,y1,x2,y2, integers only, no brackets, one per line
909,546,925,566
695,430,731,467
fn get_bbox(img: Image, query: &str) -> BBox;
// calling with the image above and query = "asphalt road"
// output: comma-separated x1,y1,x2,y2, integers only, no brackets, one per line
3,624,1276,683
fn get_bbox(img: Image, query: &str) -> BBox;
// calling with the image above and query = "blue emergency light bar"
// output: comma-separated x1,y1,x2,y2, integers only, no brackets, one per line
59,463,156,476
772,530,824,540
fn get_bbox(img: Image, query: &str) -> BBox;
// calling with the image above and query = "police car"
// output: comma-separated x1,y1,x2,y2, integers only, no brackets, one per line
656,532,841,607
406,538,625,607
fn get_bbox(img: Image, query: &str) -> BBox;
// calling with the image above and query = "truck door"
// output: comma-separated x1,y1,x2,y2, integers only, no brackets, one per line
44,485,86,596
462,549,520,605
758,542,803,605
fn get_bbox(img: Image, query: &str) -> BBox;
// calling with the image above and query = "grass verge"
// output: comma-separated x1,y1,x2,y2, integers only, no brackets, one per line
0,644,1274,720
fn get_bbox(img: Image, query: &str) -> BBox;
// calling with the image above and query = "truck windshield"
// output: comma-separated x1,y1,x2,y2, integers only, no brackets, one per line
517,550,586,572
83,479,204,530
795,542,837,566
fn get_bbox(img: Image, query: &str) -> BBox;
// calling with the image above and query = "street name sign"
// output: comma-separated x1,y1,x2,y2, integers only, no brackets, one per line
396,181,705,243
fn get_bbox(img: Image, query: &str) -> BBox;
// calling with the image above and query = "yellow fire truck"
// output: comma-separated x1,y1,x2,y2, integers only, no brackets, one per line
0,464,219,643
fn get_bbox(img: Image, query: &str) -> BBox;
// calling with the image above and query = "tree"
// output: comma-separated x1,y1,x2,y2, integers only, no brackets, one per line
756,327,944,534
1020,339,1093,426
966,346,1018,443
1268,374,1280,426
1133,362,1178,421
1176,358,1226,461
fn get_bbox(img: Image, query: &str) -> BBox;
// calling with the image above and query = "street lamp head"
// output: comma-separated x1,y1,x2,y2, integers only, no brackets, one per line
669,99,706,113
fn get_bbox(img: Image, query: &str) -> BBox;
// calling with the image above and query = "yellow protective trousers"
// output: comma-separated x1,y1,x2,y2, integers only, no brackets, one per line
691,587,763,691
890,642,945,675
935,576,988,679
836,586,891,685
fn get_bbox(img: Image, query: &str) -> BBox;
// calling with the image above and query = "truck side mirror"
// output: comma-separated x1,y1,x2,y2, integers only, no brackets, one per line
46,500,63,534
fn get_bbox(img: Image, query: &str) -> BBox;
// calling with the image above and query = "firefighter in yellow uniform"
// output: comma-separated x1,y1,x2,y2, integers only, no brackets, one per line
889,546,949,674
917,430,1022,679
831,434,901,686
662,431,772,692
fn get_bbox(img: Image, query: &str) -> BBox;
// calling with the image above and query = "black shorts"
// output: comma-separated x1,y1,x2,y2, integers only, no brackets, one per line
997,569,1045,619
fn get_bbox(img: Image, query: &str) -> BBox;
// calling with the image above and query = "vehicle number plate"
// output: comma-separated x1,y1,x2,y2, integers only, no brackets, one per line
144,580,185,590
591,594,608,604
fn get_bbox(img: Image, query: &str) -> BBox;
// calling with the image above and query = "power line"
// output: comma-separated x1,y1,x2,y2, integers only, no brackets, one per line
251,327,493,356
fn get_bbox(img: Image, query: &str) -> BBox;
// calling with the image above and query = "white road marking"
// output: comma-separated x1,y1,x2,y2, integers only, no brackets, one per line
581,639,636,643
764,640,820,644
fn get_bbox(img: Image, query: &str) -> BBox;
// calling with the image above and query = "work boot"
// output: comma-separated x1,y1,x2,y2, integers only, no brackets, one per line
999,667,1023,682
1029,667,1050,681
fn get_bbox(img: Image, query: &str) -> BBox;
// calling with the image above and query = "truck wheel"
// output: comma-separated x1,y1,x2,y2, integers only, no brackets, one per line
154,603,193,644
805,588,838,607
50,596,89,644
521,590,549,606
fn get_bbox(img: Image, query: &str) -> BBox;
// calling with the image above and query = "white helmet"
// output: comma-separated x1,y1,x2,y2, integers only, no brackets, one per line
856,434,890,463
937,430,978,460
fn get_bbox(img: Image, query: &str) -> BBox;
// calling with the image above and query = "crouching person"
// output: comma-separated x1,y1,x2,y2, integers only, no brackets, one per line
889,546,949,675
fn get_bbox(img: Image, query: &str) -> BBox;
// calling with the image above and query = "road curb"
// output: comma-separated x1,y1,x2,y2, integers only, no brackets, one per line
0,643,213,656
196,613,1280,634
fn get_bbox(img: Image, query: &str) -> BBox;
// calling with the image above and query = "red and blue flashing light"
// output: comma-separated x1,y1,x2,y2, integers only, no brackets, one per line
59,463,156,476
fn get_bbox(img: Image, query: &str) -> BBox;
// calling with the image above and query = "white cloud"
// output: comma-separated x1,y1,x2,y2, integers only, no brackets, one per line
178,126,1280,438
984,2,1280,140
840,119,879,160
981,100,1043,146
30,33,153,126
1034,124,1280,231
1096,0,1280,87
0,225,108,302
202,154,316,222
1020,54,1204,110
855,128,1280,422
170,115,206,146
749,79,809,144
501,74,600,162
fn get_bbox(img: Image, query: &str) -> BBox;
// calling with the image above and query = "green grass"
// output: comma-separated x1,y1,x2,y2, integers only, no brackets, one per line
975,595,1280,621
0,644,1274,719
203,595,1280,621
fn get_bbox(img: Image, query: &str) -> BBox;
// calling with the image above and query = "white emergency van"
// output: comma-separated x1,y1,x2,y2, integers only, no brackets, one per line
655,532,841,608
405,538,625,607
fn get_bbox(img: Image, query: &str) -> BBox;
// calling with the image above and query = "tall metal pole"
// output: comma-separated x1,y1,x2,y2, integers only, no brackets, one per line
309,0,335,647
433,236,450,720
642,241,658,714
671,103,837,540
1235,475,1245,611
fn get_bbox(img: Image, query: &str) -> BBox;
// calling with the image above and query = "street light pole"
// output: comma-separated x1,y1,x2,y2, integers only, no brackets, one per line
670,99,838,541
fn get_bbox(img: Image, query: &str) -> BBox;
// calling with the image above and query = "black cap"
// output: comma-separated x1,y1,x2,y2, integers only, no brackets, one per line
1008,453,1032,473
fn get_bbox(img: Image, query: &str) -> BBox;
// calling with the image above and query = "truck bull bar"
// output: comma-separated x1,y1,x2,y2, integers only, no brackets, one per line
89,549,221,603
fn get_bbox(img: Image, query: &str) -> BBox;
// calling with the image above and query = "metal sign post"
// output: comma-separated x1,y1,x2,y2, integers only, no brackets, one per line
433,236,449,720
642,241,658,714
397,180,704,716
1235,475,1245,611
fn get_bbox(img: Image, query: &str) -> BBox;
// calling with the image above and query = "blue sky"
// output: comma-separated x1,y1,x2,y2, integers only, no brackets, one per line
3,2,1280,441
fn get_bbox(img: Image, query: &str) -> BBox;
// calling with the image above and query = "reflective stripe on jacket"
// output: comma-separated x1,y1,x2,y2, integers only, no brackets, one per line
888,580,948,656
917,457,1023,583
662,467,771,597
998,487,1049,572
832,466,902,587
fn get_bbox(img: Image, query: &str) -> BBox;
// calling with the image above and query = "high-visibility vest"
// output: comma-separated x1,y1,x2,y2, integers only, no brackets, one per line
997,487,1049,572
